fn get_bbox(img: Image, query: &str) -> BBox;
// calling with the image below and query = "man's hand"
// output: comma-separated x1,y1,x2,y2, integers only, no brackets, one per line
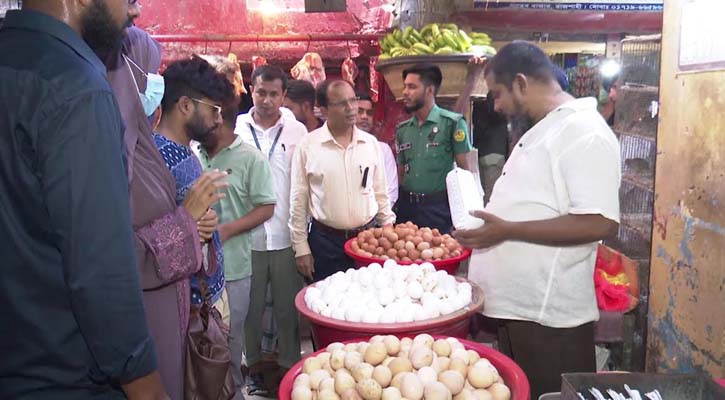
468,55,488,66
217,223,232,243
452,210,513,249
121,371,169,400
197,209,218,243
295,254,315,281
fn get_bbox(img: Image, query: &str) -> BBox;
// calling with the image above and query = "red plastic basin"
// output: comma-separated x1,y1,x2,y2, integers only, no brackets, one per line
343,238,472,275
279,336,530,400
295,277,484,349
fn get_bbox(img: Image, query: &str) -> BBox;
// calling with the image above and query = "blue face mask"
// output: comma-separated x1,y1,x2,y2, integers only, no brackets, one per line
124,54,165,116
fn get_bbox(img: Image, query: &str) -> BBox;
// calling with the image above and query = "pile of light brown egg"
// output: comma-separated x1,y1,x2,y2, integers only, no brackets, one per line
350,222,464,263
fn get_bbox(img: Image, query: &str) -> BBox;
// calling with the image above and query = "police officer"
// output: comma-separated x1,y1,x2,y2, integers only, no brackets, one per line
395,63,472,234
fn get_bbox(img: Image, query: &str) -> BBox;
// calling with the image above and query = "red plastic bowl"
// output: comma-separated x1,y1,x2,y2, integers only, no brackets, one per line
343,238,472,275
279,336,530,400
295,277,484,349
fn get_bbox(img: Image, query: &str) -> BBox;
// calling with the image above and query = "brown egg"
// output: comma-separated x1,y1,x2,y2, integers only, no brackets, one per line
445,240,458,251
451,250,462,257
404,235,414,242
404,241,416,251
362,251,373,257
375,247,385,256
408,249,421,260
432,247,445,259
417,241,431,251
397,249,408,258
387,248,398,258
379,237,392,250
431,236,443,246
351,240,360,251
368,238,379,248
401,257,412,262
393,240,406,250
384,231,399,242
421,249,434,260
422,232,434,242
411,236,423,246
373,228,383,238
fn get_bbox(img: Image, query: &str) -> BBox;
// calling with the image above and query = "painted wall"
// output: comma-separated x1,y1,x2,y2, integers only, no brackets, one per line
647,0,724,377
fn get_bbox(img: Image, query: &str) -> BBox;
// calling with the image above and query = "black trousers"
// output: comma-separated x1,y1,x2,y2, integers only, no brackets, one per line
497,320,596,399
308,223,355,282
395,195,453,234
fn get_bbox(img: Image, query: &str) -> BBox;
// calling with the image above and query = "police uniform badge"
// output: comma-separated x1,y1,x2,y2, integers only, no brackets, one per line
454,129,466,142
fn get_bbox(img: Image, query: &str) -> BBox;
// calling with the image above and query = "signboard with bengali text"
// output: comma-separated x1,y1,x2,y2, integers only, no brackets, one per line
473,0,663,11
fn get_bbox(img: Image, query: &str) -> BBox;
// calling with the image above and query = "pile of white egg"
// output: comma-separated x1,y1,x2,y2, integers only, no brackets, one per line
303,260,474,324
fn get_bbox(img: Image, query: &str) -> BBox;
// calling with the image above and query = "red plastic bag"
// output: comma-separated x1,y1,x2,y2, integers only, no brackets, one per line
594,245,639,312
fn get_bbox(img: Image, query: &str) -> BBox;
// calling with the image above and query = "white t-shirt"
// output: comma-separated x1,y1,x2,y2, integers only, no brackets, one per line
235,108,308,251
467,97,621,328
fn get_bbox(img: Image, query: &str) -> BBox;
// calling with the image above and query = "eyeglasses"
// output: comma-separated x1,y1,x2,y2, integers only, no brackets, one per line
190,98,222,115
328,96,360,108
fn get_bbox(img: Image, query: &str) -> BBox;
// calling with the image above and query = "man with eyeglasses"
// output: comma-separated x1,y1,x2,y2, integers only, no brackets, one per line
290,79,396,282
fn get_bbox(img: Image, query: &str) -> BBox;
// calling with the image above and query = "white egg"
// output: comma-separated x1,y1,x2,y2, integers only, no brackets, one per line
366,297,382,310
420,292,436,306
368,262,383,273
409,263,420,269
395,297,413,308
433,287,446,299
420,262,436,274
395,308,414,323
407,281,424,299
440,275,457,291
379,308,397,323
374,272,390,289
311,299,326,314
458,282,473,293
331,307,346,320
392,267,408,282
420,275,438,292
348,283,363,299
434,270,448,281
362,309,381,323
316,280,329,291
383,259,398,269
439,300,457,316
345,268,357,276
406,268,423,283
412,304,428,321
358,270,373,287
331,271,346,284
321,287,339,306
306,286,322,299
393,280,408,299
321,306,333,318
423,301,441,319
345,307,363,322
378,287,396,306
327,295,343,309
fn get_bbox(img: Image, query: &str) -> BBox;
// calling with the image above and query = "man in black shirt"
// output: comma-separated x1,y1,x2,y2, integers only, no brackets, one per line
472,95,509,204
0,1,167,399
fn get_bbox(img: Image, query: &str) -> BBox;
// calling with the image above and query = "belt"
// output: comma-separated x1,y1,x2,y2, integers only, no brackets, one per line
311,219,375,240
400,190,448,205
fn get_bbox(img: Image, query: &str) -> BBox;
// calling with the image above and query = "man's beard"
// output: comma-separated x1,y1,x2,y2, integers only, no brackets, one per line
507,100,534,139
81,0,129,57
404,97,425,113
188,113,218,144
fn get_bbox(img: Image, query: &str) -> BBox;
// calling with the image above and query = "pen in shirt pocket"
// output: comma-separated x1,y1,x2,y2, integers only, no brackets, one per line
361,166,370,188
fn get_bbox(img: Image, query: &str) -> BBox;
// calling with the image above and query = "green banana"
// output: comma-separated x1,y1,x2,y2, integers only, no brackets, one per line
435,35,448,49
412,42,435,54
402,26,413,43
470,32,491,41
471,38,492,46
441,23,459,32
379,36,389,52
479,45,497,55
420,24,434,38
458,29,473,48
390,47,407,57
442,30,460,50
410,28,424,43
434,47,456,55
393,29,402,41
378,53,391,60
430,23,441,39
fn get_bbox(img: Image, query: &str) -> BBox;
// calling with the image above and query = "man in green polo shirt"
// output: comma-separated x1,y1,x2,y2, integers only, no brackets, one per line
197,97,277,399
396,63,472,233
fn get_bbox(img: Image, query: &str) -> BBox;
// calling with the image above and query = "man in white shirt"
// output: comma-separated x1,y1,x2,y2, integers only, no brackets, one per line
454,41,621,399
355,93,399,205
290,80,396,282
234,65,308,388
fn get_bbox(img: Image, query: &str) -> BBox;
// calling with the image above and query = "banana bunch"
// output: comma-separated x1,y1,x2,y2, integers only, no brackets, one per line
378,23,496,60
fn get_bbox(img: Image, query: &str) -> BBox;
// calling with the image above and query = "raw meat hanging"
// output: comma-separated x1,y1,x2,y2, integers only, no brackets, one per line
341,57,358,85
290,52,326,88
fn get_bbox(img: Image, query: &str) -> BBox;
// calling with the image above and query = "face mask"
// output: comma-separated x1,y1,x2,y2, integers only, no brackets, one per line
124,54,165,116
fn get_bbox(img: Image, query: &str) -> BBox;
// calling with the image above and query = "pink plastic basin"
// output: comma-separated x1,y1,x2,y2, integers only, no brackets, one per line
295,277,484,349
279,336,530,400
343,238,472,275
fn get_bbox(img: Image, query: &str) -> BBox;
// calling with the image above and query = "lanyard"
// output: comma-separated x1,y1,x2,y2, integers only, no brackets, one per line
248,123,284,159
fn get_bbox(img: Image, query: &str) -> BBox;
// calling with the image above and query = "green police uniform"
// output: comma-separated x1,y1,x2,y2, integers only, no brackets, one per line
395,105,472,233
396,105,472,193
